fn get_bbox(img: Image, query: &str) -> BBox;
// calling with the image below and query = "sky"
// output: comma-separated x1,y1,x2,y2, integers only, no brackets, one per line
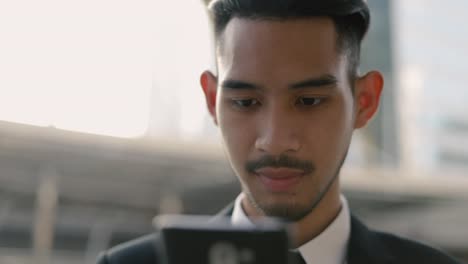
0,0,159,138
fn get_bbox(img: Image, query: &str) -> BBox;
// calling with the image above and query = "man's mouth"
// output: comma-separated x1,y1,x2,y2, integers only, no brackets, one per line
254,167,305,192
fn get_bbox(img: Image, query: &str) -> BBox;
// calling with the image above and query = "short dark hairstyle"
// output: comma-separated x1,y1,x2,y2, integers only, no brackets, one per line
207,0,370,79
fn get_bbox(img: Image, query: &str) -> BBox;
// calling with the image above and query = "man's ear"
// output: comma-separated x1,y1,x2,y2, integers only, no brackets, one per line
353,71,384,129
200,70,218,125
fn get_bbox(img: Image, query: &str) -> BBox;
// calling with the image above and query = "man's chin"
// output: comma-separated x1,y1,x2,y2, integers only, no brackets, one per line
244,190,312,221
255,201,311,222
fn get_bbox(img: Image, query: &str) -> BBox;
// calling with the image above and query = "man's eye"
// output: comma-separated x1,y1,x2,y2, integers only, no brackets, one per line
232,99,259,108
297,97,323,106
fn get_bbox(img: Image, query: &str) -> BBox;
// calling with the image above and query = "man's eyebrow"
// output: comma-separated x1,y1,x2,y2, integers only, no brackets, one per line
220,80,260,90
290,74,338,89
220,75,337,90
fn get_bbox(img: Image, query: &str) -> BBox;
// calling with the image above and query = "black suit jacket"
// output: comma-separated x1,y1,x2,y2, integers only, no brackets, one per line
96,205,461,264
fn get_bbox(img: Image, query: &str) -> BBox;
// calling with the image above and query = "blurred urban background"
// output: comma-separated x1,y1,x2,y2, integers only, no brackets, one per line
0,0,467,263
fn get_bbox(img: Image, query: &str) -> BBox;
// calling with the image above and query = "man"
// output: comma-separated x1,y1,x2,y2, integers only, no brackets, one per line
97,0,461,263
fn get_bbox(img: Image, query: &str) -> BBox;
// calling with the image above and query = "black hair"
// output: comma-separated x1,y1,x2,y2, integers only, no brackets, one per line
207,0,370,80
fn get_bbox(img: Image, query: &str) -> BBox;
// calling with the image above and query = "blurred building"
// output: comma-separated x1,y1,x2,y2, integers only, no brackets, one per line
347,0,468,172
148,0,217,141
392,0,468,171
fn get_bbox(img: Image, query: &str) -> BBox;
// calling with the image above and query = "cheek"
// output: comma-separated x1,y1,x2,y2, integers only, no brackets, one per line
218,106,257,166
305,98,354,162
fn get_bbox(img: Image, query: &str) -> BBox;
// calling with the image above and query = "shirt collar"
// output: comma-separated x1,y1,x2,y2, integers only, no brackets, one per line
231,193,351,264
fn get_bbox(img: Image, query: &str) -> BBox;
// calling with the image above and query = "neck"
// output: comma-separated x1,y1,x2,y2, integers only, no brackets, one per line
242,178,342,248
289,179,342,248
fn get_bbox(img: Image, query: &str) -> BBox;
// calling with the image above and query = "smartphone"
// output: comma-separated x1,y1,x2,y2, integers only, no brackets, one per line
154,215,291,264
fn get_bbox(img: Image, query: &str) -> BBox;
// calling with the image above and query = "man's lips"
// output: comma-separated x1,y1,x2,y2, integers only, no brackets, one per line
254,167,305,192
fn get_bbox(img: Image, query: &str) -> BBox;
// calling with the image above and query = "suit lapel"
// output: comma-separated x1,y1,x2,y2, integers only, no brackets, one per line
347,215,395,264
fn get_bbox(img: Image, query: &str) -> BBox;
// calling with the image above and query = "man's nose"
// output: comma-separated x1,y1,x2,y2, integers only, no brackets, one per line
254,107,301,155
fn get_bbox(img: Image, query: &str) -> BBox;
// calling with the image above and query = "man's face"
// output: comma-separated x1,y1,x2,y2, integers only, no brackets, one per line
207,17,358,220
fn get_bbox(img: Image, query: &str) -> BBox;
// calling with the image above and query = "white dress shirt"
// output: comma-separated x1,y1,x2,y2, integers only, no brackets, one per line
231,193,351,264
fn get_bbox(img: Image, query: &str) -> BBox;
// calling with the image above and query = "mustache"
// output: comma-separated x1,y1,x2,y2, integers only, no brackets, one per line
245,154,315,174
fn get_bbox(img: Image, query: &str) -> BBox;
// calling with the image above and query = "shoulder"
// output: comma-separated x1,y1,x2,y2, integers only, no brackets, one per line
371,229,461,264
96,233,161,264
95,202,235,264
349,215,462,264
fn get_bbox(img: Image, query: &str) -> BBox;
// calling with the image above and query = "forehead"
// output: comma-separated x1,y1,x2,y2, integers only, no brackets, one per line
217,17,344,83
